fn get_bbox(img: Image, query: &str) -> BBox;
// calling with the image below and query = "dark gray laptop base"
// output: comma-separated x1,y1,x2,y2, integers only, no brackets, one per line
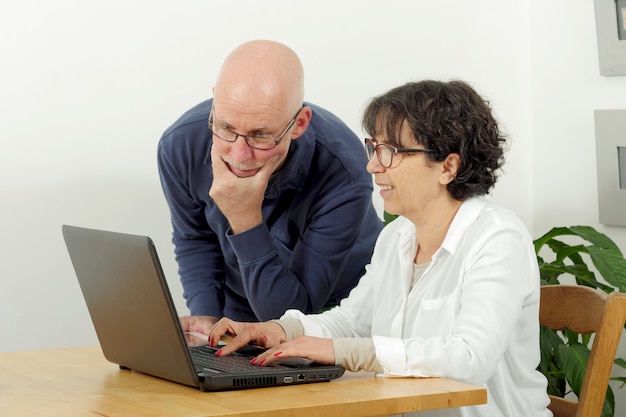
62,224,345,391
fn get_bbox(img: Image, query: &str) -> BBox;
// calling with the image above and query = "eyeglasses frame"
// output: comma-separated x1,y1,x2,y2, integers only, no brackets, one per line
208,106,302,150
364,138,434,168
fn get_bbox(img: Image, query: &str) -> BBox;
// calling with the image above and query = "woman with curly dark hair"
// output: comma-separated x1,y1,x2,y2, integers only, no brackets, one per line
187,80,551,417
361,79,506,201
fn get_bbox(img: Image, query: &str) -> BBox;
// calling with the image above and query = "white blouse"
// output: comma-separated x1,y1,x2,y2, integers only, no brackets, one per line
282,196,552,417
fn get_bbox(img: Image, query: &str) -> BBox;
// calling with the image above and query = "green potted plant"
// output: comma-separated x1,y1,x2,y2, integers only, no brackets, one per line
534,226,626,417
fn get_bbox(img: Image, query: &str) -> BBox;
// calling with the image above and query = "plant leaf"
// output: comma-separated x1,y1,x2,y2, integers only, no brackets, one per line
534,227,574,253
383,211,398,226
614,358,626,370
610,376,626,385
602,384,615,417
570,226,621,252
587,246,626,292
538,326,566,397
557,342,589,397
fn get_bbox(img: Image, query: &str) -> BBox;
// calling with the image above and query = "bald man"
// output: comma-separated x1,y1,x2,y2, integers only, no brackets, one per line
158,40,382,329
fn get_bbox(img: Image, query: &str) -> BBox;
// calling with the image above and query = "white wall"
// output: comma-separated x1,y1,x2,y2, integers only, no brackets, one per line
2,0,625,407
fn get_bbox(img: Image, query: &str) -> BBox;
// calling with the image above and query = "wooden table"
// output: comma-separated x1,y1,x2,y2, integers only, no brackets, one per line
0,345,486,417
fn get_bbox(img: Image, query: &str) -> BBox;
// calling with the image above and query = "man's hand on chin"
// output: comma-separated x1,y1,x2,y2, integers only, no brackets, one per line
209,146,284,233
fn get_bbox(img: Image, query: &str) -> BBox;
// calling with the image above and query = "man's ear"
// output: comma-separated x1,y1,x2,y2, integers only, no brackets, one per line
440,153,460,185
289,106,312,140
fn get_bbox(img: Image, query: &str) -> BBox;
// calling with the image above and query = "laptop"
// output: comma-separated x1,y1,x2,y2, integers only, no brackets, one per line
61,224,345,391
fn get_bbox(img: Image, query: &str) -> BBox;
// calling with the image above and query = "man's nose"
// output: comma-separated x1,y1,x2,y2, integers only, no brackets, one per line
230,134,254,159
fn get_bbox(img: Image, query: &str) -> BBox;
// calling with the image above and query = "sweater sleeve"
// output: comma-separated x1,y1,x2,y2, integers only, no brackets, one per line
273,318,305,339
276,319,382,373
333,337,383,373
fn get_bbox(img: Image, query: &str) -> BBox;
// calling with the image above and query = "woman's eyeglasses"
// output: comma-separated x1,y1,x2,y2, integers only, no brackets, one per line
364,138,434,168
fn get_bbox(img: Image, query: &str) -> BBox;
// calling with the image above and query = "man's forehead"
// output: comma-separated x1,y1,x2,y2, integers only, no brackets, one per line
212,104,276,129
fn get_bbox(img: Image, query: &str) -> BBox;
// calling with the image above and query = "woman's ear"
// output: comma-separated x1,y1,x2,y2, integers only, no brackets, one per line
289,106,312,140
440,153,460,185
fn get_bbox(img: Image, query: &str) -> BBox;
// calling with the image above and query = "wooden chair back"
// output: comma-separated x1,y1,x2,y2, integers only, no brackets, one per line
539,285,626,417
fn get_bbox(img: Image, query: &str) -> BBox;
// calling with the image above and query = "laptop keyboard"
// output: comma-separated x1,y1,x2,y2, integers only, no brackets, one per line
190,345,289,373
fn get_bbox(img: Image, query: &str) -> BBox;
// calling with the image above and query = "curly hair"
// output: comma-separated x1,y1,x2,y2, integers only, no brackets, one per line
362,80,507,200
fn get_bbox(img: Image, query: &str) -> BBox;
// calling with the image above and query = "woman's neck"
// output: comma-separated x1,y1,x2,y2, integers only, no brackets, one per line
413,198,463,264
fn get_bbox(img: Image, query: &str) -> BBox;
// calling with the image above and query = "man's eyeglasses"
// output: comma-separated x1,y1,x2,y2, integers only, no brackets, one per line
364,138,434,168
208,107,302,150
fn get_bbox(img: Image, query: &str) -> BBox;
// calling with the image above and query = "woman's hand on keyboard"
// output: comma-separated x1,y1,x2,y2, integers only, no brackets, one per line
209,318,286,356
251,336,334,366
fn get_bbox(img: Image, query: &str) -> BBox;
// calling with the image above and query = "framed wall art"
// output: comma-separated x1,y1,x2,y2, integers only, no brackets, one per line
594,0,626,76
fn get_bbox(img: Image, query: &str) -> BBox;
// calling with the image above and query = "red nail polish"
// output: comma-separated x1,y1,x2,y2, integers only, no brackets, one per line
250,358,257,364
258,359,265,366
215,349,222,357
273,351,282,357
